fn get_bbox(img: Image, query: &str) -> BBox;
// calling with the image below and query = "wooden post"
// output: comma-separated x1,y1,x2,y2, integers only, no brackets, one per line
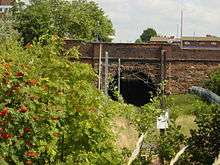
159,49,167,165
118,58,121,94
98,43,102,90
104,51,109,95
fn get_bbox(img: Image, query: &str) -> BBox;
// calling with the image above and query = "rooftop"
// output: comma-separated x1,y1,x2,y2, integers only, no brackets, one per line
150,36,180,43
181,36,220,41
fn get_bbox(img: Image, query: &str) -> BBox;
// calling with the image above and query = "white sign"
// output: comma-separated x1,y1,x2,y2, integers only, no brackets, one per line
157,111,169,129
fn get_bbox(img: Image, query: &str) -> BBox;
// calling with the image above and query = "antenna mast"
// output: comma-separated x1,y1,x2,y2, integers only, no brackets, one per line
180,10,183,48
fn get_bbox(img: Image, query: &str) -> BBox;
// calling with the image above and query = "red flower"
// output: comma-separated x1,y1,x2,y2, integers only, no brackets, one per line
15,72,24,78
28,79,38,86
0,133,12,139
24,127,31,133
0,107,9,117
19,105,28,113
25,151,39,158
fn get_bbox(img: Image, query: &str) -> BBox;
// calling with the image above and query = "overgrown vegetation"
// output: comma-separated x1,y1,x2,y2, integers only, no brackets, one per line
205,67,220,95
187,104,220,164
13,0,114,44
0,18,122,163
1,2,220,164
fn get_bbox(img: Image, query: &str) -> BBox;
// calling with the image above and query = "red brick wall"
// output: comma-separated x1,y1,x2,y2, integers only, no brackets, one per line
166,62,219,94
167,45,220,61
64,40,220,93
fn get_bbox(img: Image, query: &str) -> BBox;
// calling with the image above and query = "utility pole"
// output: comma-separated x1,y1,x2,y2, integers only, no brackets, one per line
104,51,109,95
118,58,121,94
158,49,167,165
98,43,102,90
180,10,183,48
176,24,179,38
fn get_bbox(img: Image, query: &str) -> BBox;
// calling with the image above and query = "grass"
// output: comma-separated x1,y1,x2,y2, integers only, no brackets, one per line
112,117,139,150
166,94,205,116
166,94,207,136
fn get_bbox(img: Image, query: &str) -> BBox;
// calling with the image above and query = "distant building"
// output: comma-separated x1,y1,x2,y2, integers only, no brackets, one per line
0,0,14,16
150,35,220,49
150,36,180,44
181,36,220,49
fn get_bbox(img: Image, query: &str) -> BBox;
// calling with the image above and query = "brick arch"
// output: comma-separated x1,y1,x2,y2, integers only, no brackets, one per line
108,68,157,106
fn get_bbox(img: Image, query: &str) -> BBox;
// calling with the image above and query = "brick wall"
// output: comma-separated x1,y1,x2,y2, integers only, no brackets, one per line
64,40,220,93
166,62,219,94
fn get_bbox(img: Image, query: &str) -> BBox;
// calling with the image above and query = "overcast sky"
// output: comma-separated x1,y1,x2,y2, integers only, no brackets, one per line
94,0,220,42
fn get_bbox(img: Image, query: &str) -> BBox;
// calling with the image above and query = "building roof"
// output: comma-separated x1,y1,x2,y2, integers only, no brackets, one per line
181,36,220,42
150,36,180,43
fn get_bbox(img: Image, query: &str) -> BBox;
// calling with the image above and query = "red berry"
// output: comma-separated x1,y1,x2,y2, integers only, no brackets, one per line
0,133,12,139
19,105,28,113
25,151,39,158
15,72,24,78
28,79,38,86
24,127,31,133
0,107,9,117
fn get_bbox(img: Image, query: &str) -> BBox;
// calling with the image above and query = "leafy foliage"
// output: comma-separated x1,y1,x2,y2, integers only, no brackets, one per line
158,122,185,162
0,35,123,164
13,0,115,44
205,66,220,95
0,15,19,42
187,104,220,165
165,94,207,119
135,28,157,43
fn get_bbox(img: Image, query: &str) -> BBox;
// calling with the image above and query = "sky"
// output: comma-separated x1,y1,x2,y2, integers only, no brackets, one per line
93,0,220,43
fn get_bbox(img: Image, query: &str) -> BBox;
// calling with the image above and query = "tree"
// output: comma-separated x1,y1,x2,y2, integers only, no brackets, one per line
138,28,157,42
13,0,114,44
134,38,142,44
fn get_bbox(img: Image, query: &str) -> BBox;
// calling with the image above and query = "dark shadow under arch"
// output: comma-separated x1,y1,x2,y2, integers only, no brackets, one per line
108,70,157,107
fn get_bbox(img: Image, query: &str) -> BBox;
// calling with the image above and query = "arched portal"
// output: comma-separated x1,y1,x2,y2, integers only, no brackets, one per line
108,70,157,106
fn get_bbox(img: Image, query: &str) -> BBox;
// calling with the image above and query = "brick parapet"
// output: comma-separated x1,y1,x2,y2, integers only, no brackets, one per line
64,40,220,93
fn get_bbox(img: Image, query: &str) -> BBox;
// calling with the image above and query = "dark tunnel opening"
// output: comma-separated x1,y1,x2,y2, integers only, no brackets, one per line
108,71,157,107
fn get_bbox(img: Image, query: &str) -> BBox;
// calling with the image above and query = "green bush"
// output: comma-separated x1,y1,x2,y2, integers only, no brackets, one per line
205,67,220,95
0,36,124,164
187,104,220,165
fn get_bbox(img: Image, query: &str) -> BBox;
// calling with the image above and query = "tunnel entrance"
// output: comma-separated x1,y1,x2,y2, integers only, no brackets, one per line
108,70,157,107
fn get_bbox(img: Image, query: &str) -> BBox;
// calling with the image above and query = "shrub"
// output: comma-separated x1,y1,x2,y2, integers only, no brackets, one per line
205,67,220,95
0,37,123,164
187,104,220,165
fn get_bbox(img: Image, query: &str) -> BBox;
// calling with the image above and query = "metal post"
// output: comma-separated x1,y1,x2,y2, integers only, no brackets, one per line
104,51,109,95
98,43,102,90
118,58,121,94
159,50,167,165
160,49,166,109
180,10,183,49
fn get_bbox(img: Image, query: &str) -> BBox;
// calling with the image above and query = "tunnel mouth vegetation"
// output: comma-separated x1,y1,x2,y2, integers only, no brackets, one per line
108,71,157,107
